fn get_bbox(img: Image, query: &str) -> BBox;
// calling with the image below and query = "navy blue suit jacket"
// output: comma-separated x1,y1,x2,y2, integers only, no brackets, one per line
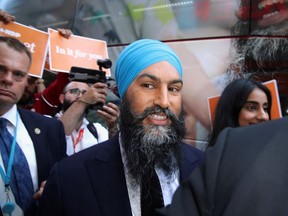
37,135,204,216
18,109,67,188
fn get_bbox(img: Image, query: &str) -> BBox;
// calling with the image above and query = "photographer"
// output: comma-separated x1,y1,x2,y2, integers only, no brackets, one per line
56,81,120,155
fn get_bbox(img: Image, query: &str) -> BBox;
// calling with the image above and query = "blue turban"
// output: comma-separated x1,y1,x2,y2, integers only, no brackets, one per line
114,39,182,98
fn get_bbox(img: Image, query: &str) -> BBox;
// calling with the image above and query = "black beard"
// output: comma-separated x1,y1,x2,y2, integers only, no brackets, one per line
62,99,89,116
119,96,185,187
230,20,288,76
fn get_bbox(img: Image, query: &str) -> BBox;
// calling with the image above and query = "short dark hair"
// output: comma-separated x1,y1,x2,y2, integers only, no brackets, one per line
0,36,32,63
208,78,272,147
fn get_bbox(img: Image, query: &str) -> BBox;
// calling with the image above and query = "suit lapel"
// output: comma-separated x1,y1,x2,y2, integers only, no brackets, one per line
179,142,203,181
18,109,50,186
85,137,132,216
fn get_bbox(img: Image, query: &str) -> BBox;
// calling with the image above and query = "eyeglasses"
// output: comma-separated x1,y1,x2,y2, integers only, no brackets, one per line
64,88,87,96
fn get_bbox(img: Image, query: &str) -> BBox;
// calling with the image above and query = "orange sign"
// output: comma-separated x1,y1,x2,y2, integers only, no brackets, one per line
0,21,49,77
48,28,110,76
264,80,282,120
207,95,221,131
208,79,282,129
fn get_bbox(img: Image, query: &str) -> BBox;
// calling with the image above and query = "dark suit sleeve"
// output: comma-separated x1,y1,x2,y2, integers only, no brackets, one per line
52,119,67,161
156,128,231,216
37,163,62,216
158,118,288,216
208,120,288,216
35,116,67,184
18,109,67,185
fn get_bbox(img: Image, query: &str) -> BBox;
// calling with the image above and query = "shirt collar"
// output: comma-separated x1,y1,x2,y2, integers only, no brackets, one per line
0,105,18,127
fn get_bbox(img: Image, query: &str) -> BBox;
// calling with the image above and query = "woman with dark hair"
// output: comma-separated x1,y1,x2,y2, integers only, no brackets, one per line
208,78,272,147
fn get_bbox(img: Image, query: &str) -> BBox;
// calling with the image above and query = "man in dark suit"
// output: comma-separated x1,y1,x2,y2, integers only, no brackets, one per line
0,36,66,216
37,39,204,216
157,117,288,216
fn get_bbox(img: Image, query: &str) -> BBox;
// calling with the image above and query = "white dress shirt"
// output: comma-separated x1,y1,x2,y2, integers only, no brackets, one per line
0,105,38,216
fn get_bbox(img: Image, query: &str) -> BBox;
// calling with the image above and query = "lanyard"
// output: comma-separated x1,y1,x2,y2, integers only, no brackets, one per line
0,112,18,186
71,128,84,153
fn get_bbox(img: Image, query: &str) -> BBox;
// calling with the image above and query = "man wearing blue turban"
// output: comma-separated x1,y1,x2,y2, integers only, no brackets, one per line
115,39,183,98
38,39,204,216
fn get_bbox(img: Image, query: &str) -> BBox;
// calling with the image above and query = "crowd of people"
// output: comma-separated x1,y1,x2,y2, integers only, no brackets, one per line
1,2,288,216
37,38,204,216
0,10,121,216
56,81,119,155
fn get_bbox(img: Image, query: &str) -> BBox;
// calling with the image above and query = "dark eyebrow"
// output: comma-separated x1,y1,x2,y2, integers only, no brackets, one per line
0,64,27,75
14,69,28,74
245,101,258,104
136,73,183,85
245,101,269,105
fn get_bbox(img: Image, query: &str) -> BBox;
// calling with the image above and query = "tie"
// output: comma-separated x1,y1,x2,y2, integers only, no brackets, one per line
0,118,34,214
141,169,164,216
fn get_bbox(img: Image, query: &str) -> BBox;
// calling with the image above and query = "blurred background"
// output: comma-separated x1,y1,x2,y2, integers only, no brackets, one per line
3,0,288,149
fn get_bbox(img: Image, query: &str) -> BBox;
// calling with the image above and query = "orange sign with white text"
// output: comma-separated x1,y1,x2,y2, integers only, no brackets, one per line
0,21,49,77
48,28,110,76
208,79,282,129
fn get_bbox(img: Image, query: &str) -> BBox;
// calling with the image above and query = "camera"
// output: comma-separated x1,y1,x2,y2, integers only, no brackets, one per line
69,59,112,84
69,59,119,109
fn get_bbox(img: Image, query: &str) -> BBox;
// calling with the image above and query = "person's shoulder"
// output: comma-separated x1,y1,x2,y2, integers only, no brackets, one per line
256,116,288,129
225,116,288,139
18,108,48,119
66,135,119,161
86,134,119,155
57,137,119,173
49,139,119,182
18,108,61,125
208,117,288,161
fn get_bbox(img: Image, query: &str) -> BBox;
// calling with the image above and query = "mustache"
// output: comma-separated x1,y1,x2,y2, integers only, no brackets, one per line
131,105,182,125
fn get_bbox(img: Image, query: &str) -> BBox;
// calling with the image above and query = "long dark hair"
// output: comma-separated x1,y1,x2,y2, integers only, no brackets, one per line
208,78,272,147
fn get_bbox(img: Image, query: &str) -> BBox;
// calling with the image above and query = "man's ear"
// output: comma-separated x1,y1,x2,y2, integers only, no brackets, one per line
59,94,65,104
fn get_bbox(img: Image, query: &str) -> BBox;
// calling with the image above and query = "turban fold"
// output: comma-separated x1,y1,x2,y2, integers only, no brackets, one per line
114,39,182,98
